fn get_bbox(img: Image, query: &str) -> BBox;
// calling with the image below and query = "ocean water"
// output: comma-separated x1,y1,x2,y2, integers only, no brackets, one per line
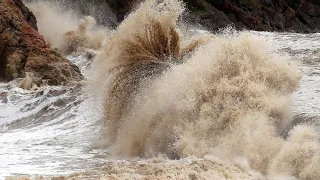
1,0,320,179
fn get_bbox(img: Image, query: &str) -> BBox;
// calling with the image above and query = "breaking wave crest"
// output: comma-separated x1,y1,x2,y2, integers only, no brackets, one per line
90,0,320,179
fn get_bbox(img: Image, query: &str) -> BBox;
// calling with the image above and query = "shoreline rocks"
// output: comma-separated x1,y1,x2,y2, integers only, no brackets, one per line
98,0,320,33
1,0,318,86
0,0,82,87
184,0,320,33
22,0,319,35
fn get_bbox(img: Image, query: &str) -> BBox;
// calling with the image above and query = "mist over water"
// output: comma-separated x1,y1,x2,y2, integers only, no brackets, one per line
1,0,320,179
25,1,109,54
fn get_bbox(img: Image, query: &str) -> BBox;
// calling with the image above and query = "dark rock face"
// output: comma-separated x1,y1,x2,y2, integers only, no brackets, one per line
88,0,319,32
104,0,140,22
46,0,119,28
33,0,319,33
183,0,320,32
183,1,236,31
99,0,320,33
57,0,140,27
0,0,82,86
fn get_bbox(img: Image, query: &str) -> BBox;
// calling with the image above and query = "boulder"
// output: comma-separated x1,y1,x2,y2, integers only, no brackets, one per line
0,0,82,86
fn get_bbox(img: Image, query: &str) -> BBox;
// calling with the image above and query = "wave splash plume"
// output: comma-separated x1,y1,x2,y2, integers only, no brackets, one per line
25,1,108,55
90,0,319,179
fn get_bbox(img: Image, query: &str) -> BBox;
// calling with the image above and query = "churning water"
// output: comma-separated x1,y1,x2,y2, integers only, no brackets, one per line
1,0,320,179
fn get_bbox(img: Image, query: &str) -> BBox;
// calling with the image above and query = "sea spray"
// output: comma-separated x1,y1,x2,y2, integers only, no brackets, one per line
63,16,108,54
24,1,79,49
90,0,320,179
0,0,319,179
24,1,109,54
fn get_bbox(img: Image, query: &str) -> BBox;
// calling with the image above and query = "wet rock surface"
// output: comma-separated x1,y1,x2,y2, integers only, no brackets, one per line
0,0,82,86
94,0,320,33
183,0,320,33
31,0,320,33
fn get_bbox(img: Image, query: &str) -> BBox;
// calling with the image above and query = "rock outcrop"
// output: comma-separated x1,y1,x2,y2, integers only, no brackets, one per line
0,0,82,86
95,0,320,33
34,0,319,33
184,0,320,33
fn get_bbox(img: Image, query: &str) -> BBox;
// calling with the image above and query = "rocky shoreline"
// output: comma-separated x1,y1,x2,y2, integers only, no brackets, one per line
34,0,320,33
185,0,320,33
0,0,82,88
1,0,319,88
62,0,320,33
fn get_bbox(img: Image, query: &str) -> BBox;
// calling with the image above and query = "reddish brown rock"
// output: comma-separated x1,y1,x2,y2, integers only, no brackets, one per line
12,0,38,30
0,0,82,86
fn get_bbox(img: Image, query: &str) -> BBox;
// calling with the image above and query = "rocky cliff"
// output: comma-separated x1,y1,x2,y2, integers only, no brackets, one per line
35,0,319,33
0,0,82,88
102,0,320,33
185,0,320,33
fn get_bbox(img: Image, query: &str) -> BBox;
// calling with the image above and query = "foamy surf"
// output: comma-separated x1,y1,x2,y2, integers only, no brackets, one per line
1,0,320,179
91,0,320,179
